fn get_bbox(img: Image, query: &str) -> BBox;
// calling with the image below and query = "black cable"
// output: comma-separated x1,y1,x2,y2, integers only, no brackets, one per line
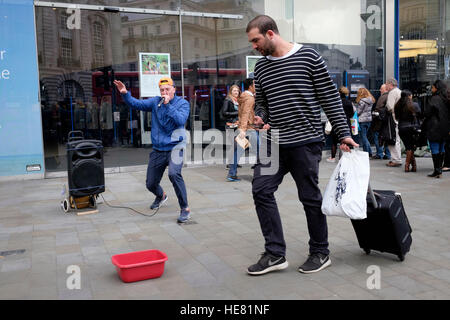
99,193,160,218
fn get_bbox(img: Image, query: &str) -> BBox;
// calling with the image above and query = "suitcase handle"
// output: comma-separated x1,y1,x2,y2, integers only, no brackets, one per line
368,183,378,209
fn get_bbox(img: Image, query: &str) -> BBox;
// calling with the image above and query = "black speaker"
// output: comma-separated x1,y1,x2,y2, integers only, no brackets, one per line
67,139,105,197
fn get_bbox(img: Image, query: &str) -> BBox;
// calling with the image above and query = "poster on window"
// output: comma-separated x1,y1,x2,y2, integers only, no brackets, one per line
138,52,171,98
138,52,170,145
246,56,263,78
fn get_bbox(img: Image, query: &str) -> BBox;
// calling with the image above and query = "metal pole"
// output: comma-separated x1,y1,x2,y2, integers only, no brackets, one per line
34,1,243,19
130,108,133,145
179,8,184,99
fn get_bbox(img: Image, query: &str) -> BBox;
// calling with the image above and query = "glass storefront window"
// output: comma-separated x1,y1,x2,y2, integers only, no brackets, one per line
399,0,448,105
36,7,181,171
35,0,386,172
290,0,385,99
181,14,256,133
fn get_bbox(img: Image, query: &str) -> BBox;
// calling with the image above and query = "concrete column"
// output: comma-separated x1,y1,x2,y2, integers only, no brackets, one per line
385,0,398,81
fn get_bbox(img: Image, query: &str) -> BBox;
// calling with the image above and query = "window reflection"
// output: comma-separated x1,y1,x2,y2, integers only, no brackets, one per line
36,0,387,171
399,0,446,107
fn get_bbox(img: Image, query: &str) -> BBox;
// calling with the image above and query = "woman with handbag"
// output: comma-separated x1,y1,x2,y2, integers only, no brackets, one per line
394,90,421,172
424,80,450,178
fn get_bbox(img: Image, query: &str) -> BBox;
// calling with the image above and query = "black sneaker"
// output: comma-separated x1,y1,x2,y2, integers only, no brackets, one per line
298,253,331,274
150,193,168,210
247,252,288,276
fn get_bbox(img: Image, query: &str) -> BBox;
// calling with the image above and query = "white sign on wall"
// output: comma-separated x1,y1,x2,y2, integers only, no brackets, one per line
138,52,171,145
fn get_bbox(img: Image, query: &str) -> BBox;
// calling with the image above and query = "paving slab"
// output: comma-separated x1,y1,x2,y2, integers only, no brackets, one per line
0,153,449,300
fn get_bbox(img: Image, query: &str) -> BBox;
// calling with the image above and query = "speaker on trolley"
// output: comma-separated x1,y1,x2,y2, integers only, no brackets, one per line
67,131,105,197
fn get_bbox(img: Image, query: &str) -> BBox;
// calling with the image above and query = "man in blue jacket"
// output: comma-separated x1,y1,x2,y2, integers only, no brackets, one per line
113,77,191,223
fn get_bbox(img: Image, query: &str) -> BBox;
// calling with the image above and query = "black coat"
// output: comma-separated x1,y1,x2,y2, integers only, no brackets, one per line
424,95,450,142
372,92,389,132
221,97,238,122
341,97,354,129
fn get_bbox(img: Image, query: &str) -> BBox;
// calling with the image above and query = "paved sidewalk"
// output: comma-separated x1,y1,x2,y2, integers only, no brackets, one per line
0,154,449,300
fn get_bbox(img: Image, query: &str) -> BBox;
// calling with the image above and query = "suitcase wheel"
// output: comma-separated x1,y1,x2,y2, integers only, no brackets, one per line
364,249,371,255
398,254,405,262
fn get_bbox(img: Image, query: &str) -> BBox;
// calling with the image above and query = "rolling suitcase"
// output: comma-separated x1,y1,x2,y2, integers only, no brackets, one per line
350,185,412,261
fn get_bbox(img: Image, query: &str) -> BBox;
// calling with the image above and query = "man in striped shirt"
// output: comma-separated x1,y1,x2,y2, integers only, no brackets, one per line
245,15,358,276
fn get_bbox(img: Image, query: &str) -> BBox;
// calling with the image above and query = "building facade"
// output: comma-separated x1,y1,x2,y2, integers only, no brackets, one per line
0,0,448,179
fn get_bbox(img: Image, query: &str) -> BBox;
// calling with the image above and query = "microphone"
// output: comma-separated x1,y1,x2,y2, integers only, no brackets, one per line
157,97,165,108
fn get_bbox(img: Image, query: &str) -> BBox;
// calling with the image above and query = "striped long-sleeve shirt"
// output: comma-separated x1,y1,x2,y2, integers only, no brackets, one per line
254,44,350,147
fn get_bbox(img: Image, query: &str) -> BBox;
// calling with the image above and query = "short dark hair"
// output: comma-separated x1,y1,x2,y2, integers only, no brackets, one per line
246,15,279,35
243,78,254,91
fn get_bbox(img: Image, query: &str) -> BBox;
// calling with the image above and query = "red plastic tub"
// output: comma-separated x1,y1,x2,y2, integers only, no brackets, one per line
111,249,168,283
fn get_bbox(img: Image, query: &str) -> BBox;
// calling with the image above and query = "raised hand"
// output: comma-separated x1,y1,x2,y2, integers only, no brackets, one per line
113,80,127,94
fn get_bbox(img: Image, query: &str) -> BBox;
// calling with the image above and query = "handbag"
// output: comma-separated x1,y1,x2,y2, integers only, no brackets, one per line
381,112,396,145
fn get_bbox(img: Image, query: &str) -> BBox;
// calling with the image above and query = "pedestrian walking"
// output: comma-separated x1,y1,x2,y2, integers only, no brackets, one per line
385,78,403,167
227,78,256,181
355,87,375,157
394,90,421,172
424,80,450,178
245,15,358,276
371,84,391,160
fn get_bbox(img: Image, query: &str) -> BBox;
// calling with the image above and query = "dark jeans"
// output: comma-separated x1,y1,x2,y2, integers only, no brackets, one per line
429,141,445,155
146,149,188,209
359,122,372,155
228,139,244,178
252,141,329,257
373,131,391,158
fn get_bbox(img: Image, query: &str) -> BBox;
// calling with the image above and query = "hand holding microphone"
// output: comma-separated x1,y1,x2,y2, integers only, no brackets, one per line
157,97,165,107
158,95,170,107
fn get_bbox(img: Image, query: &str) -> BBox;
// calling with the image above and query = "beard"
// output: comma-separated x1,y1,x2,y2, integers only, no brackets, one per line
257,38,276,56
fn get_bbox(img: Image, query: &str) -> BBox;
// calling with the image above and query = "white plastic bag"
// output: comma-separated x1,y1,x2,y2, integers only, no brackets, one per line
321,150,370,219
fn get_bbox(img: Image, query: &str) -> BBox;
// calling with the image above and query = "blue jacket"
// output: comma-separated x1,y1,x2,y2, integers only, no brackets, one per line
121,92,190,151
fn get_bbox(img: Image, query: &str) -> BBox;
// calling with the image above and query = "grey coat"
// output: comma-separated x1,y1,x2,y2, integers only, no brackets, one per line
356,97,373,123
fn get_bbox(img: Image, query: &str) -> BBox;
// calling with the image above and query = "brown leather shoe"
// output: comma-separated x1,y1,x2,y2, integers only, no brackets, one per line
404,151,412,172
386,161,401,167
411,154,417,172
